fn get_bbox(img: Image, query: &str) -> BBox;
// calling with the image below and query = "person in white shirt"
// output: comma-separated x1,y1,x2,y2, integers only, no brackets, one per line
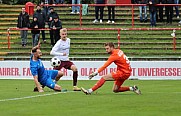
50,28,81,91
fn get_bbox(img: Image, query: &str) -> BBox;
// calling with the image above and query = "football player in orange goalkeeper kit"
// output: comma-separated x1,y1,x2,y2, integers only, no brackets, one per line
81,42,141,95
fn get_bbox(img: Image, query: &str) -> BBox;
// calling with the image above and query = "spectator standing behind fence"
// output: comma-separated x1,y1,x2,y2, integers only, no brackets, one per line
71,0,80,14
33,5,46,43
30,16,40,47
131,0,137,3
55,0,64,4
47,7,59,46
40,0,49,18
17,7,30,47
106,0,116,24
174,0,179,19
50,16,62,46
165,0,174,25
156,0,164,22
93,0,105,23
136,0,148,22
49,0,55,4
148,0,157,27
67,0,72,4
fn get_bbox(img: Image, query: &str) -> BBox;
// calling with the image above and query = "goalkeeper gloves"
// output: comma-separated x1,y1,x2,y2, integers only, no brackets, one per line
88,71,98,79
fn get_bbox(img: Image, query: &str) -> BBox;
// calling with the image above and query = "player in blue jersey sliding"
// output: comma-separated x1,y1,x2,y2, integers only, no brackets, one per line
30,42,64,92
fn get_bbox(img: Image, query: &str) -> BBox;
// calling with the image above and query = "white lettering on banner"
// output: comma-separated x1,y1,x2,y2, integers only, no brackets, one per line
0,61,181,80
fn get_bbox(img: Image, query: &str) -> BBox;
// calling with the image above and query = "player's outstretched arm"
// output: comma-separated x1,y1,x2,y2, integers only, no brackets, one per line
31,42,41,54
37,42,41,48
33,75,44,92
34,42,41,49
88,59,112,79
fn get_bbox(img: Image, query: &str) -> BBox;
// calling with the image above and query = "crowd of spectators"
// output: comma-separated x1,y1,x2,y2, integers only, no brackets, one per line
17,4,62,47
133,0,180,27
17,0,180,47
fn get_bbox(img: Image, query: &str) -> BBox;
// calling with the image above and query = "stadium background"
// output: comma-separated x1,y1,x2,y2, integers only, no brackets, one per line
0,1,181,116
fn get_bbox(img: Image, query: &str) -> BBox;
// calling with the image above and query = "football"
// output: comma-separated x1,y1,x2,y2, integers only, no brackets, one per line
50,57,61,67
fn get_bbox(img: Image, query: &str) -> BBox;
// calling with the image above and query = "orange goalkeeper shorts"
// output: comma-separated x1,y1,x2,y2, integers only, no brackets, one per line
111,70,131,80
111,70,131,87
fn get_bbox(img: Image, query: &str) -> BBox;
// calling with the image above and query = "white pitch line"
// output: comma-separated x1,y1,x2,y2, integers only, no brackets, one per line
143,92,181,94
0,91,71,102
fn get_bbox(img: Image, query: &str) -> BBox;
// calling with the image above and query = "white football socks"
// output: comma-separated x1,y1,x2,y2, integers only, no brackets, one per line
88,89,93,93
129,87,134,91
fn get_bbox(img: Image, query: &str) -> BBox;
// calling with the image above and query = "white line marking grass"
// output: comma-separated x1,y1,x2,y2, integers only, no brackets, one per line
1,91,180,102
146,92,181,94
0,91,74,102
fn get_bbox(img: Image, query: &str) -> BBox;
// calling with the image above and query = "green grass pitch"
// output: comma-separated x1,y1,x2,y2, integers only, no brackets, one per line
0,79,181,116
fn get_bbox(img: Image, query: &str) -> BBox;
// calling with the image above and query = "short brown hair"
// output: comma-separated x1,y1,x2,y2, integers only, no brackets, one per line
104,42,115,48
31,47,38,53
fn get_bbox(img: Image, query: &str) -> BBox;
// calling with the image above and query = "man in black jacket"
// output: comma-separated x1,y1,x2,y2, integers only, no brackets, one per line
47,7,59,46
33,5,46,43
30,16,40,47
17,7,30,47
50,16,62,46
40,0,49,18
47,8,59,27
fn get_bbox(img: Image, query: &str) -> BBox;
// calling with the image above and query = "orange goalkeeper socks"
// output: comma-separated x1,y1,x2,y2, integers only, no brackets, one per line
118,87,130,92
92,77,106,91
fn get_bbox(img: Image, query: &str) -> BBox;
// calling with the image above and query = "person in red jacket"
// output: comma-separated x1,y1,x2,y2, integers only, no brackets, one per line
81,42,141,95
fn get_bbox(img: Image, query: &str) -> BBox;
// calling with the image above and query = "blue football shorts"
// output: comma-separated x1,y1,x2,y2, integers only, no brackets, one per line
44,70,58,89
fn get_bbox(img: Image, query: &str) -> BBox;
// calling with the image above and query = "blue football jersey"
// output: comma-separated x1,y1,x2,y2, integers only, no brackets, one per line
30,55,48,83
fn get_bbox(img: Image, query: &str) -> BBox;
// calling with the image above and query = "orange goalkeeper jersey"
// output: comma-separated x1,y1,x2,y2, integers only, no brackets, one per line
98,49,132,74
